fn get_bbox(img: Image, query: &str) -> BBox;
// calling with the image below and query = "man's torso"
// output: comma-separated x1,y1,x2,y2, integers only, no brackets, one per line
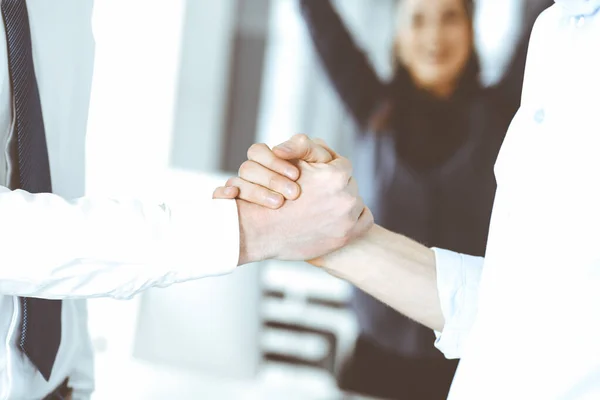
0,1,95,398
449,4,600,399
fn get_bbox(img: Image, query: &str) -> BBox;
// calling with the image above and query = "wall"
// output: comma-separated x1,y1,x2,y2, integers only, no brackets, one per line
85,1,262,394
169,0,237,173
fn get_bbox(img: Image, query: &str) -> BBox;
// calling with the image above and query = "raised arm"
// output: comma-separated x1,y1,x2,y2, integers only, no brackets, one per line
300,0,385,128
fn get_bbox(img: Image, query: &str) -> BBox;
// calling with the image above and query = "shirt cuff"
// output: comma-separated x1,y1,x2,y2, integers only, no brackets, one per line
162,197,240,281
145,169,241,284
432,248,484,359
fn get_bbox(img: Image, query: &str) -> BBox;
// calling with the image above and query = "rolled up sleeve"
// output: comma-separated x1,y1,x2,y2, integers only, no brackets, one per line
431,248,485,359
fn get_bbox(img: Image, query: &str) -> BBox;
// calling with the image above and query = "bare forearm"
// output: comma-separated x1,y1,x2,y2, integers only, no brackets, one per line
317,224,444,332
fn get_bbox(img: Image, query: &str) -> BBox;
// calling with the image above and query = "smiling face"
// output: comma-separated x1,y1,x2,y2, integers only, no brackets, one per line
395,0,474,98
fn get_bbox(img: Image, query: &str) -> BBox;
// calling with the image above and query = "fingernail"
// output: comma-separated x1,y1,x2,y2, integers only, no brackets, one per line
267,194,281,206
224,187,236,196
284,183,297,198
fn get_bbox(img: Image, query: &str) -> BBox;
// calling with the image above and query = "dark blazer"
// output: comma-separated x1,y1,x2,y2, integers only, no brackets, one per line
299,0,553,358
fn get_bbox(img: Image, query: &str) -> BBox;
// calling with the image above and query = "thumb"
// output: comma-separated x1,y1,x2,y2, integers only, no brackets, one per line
273,134,334,163
313,138,338,159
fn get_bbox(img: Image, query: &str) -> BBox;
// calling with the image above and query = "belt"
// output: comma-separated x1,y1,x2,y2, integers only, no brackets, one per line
42,378,72,400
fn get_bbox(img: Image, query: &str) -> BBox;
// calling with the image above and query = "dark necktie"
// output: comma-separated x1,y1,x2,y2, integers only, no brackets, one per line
1,0,62,381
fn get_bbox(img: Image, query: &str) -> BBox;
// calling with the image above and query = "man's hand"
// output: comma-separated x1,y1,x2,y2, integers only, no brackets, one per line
214,134,374,265
216,136,445,334
213,134,335,208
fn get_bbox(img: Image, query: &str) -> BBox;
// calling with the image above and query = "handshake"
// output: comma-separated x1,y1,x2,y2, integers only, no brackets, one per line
216,134,440,333
213,134,374,267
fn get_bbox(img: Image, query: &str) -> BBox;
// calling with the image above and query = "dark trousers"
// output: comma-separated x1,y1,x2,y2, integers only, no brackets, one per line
337,334,459,400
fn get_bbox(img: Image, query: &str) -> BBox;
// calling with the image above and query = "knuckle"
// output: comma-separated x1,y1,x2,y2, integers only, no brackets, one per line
318,169,340,190
292,133,310,145
247,143,268,159
268,174,280,190
332,217,354,239
313,137,327,147
312,169,334,189
354,197,365,212
342,157,353,174
348,175,359,190
331,169,350,189
337,192,357,213
246,186,262,201
339,223,353,238
245,186,266,204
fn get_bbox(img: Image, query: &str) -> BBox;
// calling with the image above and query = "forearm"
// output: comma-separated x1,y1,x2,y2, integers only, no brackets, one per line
0,176,240,299
318,224,445,332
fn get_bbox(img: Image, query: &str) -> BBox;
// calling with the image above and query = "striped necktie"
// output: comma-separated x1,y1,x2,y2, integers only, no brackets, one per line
1,0,62,381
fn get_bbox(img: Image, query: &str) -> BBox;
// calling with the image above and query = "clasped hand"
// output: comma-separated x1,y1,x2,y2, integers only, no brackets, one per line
213,134,373,265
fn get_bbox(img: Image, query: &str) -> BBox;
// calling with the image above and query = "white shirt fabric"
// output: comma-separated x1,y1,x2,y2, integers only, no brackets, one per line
433,1,600,399
0,1,240,399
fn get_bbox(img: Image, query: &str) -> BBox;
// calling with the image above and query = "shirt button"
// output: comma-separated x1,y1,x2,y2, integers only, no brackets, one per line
534,108,545,123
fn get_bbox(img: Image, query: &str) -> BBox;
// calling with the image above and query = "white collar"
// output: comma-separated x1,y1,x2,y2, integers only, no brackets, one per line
554,0,600,16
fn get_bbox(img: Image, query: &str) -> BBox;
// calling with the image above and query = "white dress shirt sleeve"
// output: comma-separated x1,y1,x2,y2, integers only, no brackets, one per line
431,248,485,359
0,179,240,299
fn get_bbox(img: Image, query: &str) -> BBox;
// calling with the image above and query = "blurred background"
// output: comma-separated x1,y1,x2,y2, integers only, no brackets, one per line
82,0,550,399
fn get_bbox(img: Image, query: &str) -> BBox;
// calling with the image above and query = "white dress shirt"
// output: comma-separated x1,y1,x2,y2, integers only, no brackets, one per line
433,1,600,399
0,1,240,399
